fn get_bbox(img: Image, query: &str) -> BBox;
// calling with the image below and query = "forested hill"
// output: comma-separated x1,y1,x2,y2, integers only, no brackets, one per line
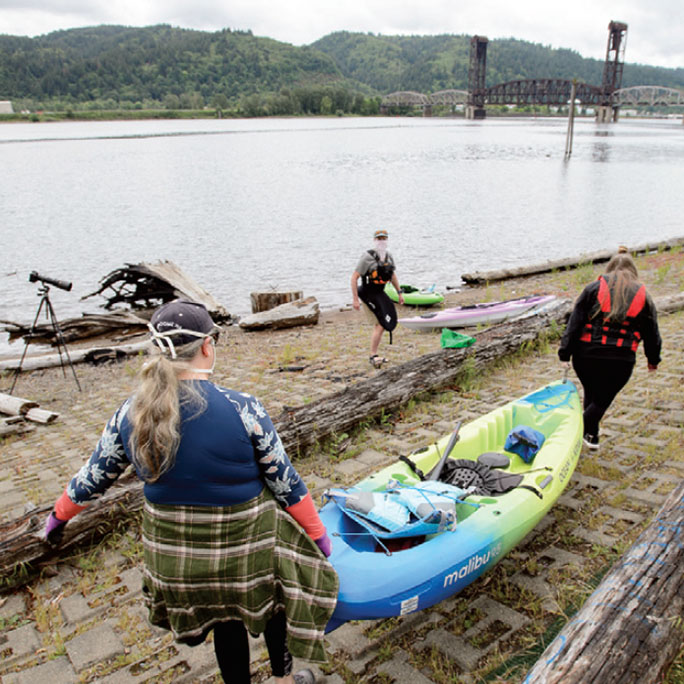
0,25,349,107
311,31,684,93
1,24,683,111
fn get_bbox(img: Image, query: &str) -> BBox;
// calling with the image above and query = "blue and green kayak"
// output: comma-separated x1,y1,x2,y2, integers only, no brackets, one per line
320,379,582,631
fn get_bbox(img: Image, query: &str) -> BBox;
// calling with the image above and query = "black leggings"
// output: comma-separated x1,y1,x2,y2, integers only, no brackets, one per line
572,355,634,437
213,611,292,683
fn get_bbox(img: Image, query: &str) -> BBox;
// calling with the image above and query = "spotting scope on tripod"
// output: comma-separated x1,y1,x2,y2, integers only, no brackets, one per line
9,271,82,394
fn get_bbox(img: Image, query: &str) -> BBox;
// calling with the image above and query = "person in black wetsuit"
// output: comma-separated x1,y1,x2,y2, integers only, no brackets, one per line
558,247,661,450
351,229,404,368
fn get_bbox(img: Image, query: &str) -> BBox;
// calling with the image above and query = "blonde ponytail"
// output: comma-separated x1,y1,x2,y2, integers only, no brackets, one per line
129,339,207,482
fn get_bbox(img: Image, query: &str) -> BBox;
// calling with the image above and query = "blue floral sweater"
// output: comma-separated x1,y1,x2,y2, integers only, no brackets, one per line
65,381,308,508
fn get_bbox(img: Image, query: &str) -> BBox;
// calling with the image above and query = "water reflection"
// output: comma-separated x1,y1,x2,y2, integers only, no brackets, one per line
591,142,612,162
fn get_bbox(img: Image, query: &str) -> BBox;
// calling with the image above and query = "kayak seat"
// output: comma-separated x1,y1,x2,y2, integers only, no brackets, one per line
439,458,523,496
477,452,511,469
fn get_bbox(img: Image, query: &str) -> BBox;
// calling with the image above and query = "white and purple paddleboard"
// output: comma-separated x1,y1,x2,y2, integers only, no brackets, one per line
398,294,557,331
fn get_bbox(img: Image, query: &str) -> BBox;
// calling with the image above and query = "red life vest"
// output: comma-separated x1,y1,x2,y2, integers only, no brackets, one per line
579,275,646,352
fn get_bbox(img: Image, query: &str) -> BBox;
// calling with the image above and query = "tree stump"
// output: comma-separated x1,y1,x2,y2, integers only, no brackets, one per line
250,290,302,313
524,480,684,684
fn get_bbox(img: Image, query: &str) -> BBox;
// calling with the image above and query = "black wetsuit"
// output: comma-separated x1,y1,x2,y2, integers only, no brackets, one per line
357,249,397,335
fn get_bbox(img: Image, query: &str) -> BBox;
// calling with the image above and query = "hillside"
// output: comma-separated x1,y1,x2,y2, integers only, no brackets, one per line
0,25,351,109
1,25,682,112
312,31,684,93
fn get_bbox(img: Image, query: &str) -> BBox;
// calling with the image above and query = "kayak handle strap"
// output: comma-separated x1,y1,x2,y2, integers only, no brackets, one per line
399,455,426,480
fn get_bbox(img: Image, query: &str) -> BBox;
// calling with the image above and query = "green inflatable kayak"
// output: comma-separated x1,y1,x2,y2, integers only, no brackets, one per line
385,283,444,307
319,379,582,631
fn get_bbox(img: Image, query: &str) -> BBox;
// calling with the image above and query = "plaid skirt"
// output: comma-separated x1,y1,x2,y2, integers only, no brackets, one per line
140,489,339,663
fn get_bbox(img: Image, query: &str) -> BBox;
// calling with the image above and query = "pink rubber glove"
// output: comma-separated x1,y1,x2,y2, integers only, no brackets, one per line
314,533,333,557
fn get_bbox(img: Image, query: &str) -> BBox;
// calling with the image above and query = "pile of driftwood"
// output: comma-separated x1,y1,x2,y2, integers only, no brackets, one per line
0,392,58,436
0,260,232,351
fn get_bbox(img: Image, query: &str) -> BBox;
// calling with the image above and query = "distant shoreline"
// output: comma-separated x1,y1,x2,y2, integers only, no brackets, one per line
2,109,666,125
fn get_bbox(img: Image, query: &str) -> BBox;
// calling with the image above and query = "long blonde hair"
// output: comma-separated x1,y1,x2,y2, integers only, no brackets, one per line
129,339,207,482
597,246,641,322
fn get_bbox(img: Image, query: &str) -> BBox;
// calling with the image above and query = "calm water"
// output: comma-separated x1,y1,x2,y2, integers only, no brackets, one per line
1,115,683,353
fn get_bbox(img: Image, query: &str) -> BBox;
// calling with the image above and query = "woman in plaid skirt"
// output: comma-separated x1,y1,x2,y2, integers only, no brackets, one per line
43,300,338,684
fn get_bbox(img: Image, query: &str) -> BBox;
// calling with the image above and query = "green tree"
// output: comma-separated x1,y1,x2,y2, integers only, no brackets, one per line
163,93,180,109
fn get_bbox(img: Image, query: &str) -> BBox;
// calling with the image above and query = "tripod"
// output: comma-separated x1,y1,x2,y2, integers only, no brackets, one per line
9,283,82,394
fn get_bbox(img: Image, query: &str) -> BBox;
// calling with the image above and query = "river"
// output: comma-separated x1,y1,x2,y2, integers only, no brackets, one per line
1,115,683,354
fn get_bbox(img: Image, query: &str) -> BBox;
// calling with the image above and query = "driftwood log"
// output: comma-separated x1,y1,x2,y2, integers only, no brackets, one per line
656,292,684,315
524,480,684,684
0,393,58,424
0,393,38,416
239,296,319,331
0,416,33,437
0,298,573,586
250,290,303,314
0,340,148,372
81,260,232,323
0,310,149,346
24,407,59,424
461,237,684,284
275,299,572,454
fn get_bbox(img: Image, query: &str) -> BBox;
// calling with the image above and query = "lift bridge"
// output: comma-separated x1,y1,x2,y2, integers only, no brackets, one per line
381,22,684,122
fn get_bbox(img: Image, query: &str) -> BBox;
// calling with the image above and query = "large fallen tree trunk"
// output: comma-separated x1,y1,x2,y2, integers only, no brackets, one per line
275,299,572,453
0,299,573,587
461,236,684,284
524,480,684,684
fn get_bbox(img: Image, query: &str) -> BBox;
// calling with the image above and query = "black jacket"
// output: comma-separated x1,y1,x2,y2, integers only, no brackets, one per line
558,277,661,366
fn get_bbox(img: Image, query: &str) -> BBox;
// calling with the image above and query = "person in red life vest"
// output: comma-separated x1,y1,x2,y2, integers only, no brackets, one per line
42,299,337,684
558,247,661,450
351,228,405,368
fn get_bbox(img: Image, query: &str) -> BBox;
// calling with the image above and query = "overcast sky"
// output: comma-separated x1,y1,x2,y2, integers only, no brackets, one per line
1,0,682,69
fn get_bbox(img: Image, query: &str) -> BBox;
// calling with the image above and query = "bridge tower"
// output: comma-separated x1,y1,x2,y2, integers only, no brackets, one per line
597,20,628,122
466,36,488,120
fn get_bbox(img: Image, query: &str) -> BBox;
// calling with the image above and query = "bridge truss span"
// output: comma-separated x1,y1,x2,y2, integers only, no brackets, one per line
614,86,684,107
381,90,468,108
381,91,431,107
430,89,469,105
485,79,604,106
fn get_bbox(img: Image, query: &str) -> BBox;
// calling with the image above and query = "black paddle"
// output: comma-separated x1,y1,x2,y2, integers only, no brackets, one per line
427,421,462,481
